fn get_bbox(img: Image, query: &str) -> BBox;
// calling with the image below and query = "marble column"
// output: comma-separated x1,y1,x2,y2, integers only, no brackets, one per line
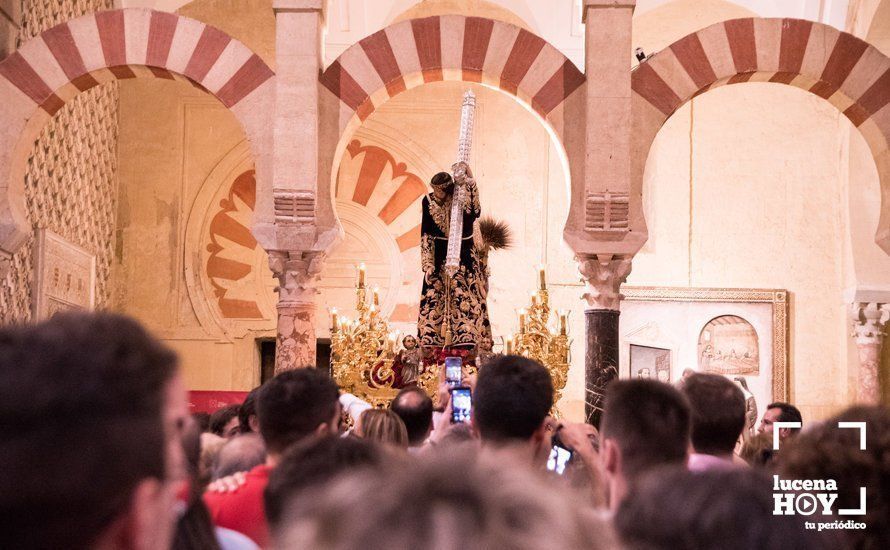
851,302,889,404
578,254,632,426
269,250,325,373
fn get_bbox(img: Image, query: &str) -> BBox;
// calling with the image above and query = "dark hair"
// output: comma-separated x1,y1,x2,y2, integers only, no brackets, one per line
265,436,385,532
778,405,890,550
213,433,266,480
390,387,433,445
430,171,454,192
601,380,690,478
210,404,241,437
473,355,553,442
173,418,221,550
767,401,802,430
257,368,340,454
615,467,823,550
239,385,262,433
679,373,746,455
0,312,178,549
192,412,211,432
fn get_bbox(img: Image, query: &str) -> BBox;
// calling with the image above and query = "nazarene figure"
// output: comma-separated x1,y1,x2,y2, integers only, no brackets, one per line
418,161,492,350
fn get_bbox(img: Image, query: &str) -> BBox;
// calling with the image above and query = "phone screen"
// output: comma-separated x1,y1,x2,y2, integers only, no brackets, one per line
445,356,462,387
450,387,472,424
547,435,573,475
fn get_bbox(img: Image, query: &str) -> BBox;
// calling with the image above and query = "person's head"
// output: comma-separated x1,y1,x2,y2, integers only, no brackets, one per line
473,355,553,445
238,386,262,434
778,405,890,549
277,447,617,549
738,429,775,467
257,368,341,457
430,171,454,201
173,417,221,550
390,387,433,446
0,312,186,550
615,467,822,550
679,373,745,456
759,401,802,440
402,335,418,350
209,404,241,439
356,409,409,450
191,412,211,432
212,433,267,480
265,436,385,536
600,379,691,509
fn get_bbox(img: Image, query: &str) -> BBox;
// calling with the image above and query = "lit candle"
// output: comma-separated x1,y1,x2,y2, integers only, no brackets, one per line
519,309,527,333
331,308,339,332
559,311,567,336
505,336,513,355
373,286,380,306
530,292,538,307
387,332,397,352
538,265,546,290
358,263,366,288
369,304,377,317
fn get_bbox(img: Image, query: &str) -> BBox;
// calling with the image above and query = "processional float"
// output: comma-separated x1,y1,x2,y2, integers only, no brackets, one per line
330,91,571,409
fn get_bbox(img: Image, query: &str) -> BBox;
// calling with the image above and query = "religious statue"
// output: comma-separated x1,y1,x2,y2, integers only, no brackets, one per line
398,334,422,385
734,376,758,441
418,163,491,350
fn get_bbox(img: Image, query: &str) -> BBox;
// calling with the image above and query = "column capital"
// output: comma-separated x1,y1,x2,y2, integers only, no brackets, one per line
582,0,636,23
268,250,325,306
577,253,632,311
851,302,890,346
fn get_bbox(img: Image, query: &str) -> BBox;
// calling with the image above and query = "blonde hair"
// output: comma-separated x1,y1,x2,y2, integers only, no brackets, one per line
357,409,408,449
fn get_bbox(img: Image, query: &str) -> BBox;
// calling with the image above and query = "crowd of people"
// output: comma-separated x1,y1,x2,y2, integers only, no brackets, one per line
1,312,888,549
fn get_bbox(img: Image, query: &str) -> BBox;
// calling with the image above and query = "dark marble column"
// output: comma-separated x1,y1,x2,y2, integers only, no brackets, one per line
585,308,620,427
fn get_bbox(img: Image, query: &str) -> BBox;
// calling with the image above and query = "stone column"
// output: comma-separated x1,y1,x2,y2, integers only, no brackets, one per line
578,254,632,426
269,0,325,373
851,302,889,403
269,251,324,373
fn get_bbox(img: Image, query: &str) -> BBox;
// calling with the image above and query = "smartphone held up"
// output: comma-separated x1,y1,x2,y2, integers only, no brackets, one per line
450,386,472,424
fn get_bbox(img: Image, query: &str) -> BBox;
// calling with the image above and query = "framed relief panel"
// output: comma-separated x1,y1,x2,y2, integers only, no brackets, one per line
32,229,96,321
619,287,788,418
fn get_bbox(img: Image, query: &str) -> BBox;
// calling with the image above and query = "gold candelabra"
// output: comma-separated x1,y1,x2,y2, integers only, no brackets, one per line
330,264,403,408
506,267,571,407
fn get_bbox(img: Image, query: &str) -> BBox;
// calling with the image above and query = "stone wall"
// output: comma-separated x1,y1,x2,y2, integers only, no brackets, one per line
0,0,119,323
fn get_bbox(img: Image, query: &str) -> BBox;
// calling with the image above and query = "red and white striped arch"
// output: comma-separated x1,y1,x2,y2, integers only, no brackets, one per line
316,15,586,252
319,15,585,134
632,18,890,253
0,8,274,258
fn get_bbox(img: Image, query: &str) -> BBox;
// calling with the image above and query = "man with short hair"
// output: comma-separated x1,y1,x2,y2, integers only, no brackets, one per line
204,368,341,547
615,468,820,549
265,436,385,537
210,404,241,439
238,385,262,434
679,373,746,471
759,401,802,441
390,387,433,450
472,355,553,460
0,312,188,550
600,379,691,510
213,433,266,480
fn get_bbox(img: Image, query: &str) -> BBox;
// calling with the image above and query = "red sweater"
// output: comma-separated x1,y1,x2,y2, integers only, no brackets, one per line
204,464,272,548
